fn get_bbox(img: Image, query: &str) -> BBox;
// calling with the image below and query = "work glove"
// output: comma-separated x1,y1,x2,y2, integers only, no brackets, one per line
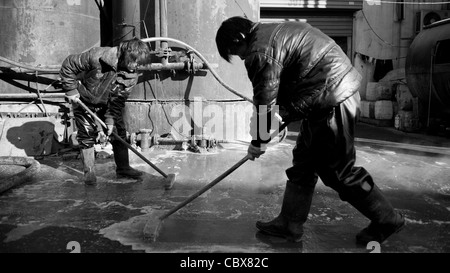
106,124,114,137
65,92,80,104
247,141,267,161
116,71,139,88
96,131,109,144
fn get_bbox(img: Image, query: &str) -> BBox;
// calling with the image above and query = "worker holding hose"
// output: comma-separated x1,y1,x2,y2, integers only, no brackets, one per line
215,16,405,245
60,38,151,185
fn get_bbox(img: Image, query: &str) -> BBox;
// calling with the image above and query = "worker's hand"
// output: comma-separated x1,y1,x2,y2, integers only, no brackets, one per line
96,131,109,144
106,124,114,136
65,93,80,104
247,142,266,161
279,106,303,122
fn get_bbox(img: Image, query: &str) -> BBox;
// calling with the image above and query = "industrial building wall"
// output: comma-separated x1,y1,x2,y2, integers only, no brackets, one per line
260,10,354,57
259,1,363,59
355,0,450,69
0,0,262,148
354,1,450,132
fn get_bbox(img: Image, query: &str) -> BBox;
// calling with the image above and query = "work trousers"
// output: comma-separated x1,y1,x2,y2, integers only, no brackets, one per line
286,91,374,201
73,100,127,149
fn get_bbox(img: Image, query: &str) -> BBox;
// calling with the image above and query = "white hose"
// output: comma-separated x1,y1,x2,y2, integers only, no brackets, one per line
141,37,254,103
140,37,285,125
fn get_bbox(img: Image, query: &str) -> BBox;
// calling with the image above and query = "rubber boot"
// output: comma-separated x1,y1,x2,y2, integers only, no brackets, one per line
80,147,97,185
348,184,405,245
112,141,143,179
256,181,315,242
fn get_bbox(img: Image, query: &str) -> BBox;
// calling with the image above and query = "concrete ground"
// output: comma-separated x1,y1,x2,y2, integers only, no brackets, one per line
0,122,449,254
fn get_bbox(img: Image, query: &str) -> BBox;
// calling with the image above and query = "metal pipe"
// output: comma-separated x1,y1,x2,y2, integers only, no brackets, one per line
140,129,152,152
139,61,209,71
35,71,48,116
0,68,60,74
141,37,254,103
0,56,59,73
154,0,161,49
0,93,64,99
160,0,168,50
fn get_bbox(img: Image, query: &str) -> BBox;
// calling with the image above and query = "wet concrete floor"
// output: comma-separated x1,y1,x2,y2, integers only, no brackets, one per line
0,123,449,253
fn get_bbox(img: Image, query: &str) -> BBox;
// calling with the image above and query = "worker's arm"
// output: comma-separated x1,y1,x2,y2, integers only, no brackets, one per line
244,52,283,160
59,50,95,103
104,71,139,136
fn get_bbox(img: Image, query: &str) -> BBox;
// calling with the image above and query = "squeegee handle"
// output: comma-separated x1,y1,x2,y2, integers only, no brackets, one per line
159,122,290,221
75,99,169,178
160,154,251,221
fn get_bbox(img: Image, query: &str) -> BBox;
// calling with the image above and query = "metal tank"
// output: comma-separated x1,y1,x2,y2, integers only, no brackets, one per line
0,0,101,96
0,0,101,147
405,19,450,121
0,0,100,67
123,0,260,142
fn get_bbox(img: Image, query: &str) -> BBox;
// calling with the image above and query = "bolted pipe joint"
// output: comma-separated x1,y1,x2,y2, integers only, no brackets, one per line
139,129,152,152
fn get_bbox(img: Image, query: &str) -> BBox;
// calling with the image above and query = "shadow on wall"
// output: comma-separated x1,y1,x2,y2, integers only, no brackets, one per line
1,118,57,157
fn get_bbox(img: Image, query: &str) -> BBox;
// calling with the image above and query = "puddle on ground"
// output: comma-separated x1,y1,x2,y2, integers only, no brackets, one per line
156,218,258,244
100,213,304,253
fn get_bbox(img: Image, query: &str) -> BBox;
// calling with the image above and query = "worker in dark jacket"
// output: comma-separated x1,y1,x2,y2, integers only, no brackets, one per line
60,38,151,185
215,16,405,245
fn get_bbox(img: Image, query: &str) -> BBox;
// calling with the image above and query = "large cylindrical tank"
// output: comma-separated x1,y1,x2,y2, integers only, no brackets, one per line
125,0,260,141
111,0,140,45
0,0,101,96
155,0,258,101
0,0,100,66
405,19,450,118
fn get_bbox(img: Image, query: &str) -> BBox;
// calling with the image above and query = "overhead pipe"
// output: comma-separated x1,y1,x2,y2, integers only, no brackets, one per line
1,37,253,103
140,61,211,71
0,56,59,73
0,93,64,99
0,36,249,103
0,56,209,74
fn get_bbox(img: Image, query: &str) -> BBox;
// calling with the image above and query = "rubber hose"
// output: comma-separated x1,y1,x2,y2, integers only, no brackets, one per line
0,156,41,194
141,37,254,103
141,37,287,141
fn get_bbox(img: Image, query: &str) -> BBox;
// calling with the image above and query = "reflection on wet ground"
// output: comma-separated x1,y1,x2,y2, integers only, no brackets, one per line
0,127,449,253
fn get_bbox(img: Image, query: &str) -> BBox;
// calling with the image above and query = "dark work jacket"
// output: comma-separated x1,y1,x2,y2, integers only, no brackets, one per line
59,47,138,125
245,21,361,120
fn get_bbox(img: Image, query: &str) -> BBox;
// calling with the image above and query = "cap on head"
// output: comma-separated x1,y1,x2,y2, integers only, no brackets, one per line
215,16,254,62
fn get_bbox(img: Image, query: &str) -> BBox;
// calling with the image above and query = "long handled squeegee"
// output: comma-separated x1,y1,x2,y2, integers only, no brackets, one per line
143,122,290,241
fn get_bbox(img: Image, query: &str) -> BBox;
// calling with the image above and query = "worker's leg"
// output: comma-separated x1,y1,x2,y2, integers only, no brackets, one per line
73,103,98,185
315,93,404,245
256,120,317,242
107,104,143,179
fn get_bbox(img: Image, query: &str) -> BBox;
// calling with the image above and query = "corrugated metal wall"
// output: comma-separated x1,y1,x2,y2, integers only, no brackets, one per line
260,8,356,59
261,15,353,37
260,0,363,10
260,0,363,38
